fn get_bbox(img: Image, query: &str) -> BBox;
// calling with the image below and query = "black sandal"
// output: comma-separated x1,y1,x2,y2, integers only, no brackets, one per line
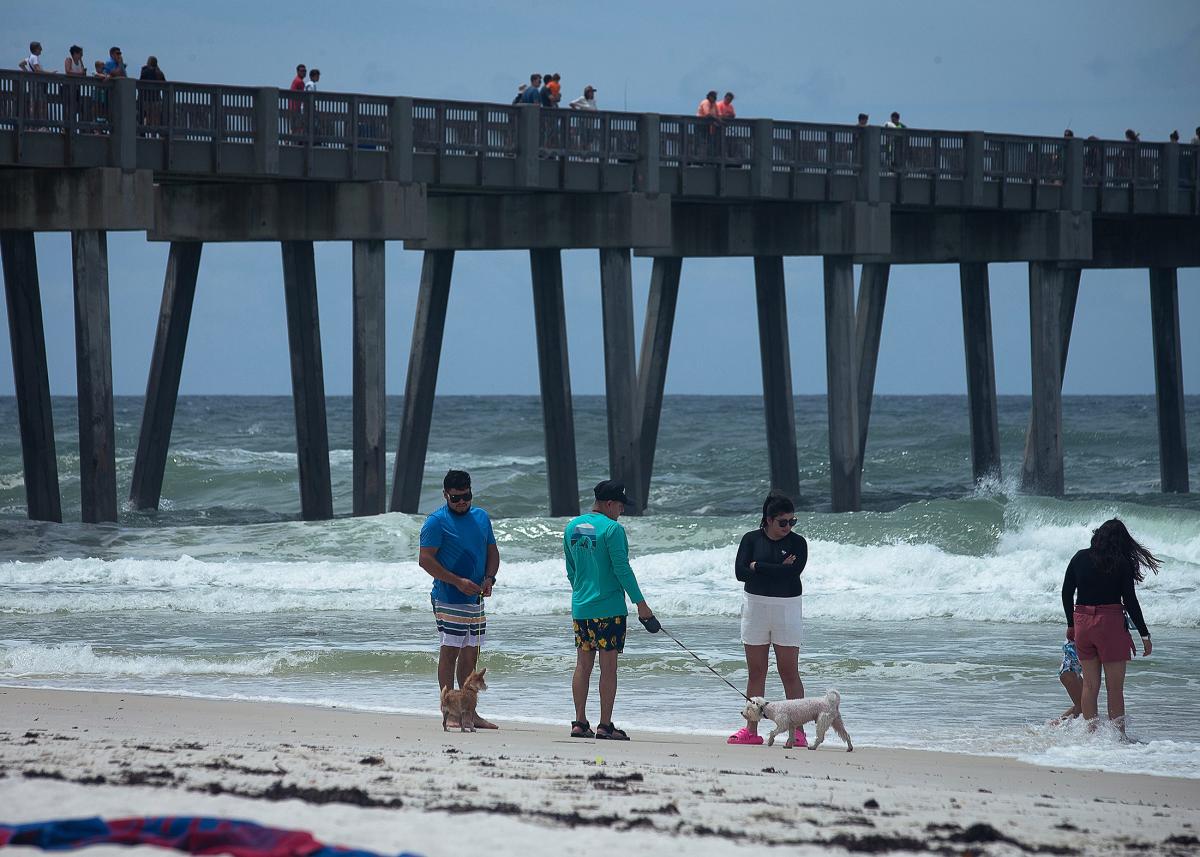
595,722,629,741
570,719,595,738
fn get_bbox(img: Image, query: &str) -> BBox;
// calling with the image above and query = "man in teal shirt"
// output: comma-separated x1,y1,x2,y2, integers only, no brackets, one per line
564,480,655,741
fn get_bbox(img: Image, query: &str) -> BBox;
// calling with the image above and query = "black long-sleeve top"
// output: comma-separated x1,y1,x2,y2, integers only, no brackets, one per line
1061,548,1149,638
734,529,807,598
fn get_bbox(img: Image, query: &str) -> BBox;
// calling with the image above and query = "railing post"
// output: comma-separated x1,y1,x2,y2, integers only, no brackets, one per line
1064,136,1083,211
254,87,279,175
635,112,660,194
1160,142,1179,214
751,118,773,197
515,104,540,188
964,131,984,207
388,96,413,183
110,78,136,170
858,125,880,203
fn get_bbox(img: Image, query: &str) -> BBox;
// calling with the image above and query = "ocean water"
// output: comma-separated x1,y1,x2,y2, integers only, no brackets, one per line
1,395,1198,778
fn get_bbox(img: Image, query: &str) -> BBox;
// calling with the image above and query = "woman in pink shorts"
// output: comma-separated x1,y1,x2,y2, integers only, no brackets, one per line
1062,519,1160,735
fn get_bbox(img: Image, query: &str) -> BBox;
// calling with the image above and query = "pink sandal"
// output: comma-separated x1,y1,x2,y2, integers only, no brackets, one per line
727,726,764,745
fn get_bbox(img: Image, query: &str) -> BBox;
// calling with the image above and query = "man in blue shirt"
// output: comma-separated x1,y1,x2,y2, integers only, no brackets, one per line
520,73,543,105
102,46,126,78
419,469,501,729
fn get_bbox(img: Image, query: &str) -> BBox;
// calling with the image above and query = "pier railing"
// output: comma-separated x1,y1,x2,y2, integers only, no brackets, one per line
1,71,1196,213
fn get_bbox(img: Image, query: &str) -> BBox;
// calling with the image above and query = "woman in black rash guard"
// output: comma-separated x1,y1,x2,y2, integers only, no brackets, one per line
1062,518,1160,736
727,491,808,746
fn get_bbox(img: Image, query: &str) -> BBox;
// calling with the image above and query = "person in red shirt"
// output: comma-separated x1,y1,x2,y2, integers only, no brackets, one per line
290,64,307,91
288,64,307,136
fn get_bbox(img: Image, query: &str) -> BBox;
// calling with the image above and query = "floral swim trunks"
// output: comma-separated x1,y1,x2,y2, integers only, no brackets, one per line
573,615,626,652
1059,640,1082,676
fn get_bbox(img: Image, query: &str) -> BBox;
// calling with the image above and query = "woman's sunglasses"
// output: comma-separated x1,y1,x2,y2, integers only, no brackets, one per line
774,517,798,528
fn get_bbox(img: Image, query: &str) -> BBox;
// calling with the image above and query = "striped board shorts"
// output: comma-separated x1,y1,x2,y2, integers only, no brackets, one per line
432,598,486,649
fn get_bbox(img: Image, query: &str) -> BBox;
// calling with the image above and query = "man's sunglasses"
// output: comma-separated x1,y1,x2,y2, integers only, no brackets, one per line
775,517,798,528
447,491,472,503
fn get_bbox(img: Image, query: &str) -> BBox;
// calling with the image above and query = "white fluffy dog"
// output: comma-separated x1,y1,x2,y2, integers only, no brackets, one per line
741,689,854,751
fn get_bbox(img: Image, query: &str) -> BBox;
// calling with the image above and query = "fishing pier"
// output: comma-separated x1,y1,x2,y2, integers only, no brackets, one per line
1,72,1196,521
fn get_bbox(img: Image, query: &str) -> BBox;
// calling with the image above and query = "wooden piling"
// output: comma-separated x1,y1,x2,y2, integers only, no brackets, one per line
280,240,333,520
854,262,889,472
530,248,580,517
129,241,202,511
1,230,62,522
352,239,387,516
599,248,645,514
824,256,861,512
636,256,682,497
959,262,1001,483
71,230,118,523
390,250,454,514
1021,268,1079,492
1149,267,1189,493
753,256,801,500
1025,262,1067,496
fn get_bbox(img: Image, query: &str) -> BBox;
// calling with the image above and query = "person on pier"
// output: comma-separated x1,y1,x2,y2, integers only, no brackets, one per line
419,469,501,730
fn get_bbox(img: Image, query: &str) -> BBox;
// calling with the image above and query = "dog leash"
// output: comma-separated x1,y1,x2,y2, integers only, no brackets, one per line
640,616,753,704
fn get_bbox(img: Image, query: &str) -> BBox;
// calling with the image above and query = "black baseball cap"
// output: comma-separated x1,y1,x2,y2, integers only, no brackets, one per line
594,480,636,506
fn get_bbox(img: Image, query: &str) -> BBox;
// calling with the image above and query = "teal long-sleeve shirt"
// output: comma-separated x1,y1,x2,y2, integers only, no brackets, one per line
563,512,645,620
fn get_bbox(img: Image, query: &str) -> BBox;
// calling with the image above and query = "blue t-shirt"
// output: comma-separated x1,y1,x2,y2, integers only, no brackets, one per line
420,505,496,605
103,58,125,76
521,86,542,104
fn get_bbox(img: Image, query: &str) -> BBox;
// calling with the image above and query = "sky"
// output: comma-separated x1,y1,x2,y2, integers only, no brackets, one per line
3,0,1199,398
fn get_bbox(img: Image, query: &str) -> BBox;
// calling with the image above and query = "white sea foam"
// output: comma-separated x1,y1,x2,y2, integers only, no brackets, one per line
0,643,315,678
169,448,545,471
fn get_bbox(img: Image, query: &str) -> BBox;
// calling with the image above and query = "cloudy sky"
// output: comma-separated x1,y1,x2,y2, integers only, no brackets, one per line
3,0,1198,397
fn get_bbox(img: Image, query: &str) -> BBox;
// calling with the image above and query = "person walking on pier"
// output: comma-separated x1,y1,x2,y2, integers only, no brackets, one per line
565,480,656,741
1062,518,1159,738
727,491,809,746
419,470,500,730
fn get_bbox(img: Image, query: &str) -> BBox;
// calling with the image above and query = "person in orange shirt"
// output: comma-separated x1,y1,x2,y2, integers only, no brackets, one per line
696,90,718,118
547,73,562,105
716,92,736,120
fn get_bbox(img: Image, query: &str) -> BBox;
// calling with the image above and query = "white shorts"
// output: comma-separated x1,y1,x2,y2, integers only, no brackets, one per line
740,592,803,648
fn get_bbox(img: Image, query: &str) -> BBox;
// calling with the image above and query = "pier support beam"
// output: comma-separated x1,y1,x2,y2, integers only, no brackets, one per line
959,263,1001,484
390,250,453,514
1,230,61,522
824,256,861,512
1021,268,1079,493
530,249,580,517
854,263,889,473
1149,268,1189,493
280,240,333,520
753,256,801,500
352,239,387,516
129,242,202,511
71,230,118,523
599,248,645,514
636,256,682,497
1024,263,1076,497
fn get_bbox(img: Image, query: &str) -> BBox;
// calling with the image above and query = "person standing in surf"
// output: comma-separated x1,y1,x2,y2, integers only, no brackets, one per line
1062,518,1159,736
728,491,808,746
419,469,501,729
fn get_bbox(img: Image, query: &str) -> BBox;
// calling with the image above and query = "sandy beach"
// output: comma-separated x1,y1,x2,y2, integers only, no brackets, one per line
1,687,1197,856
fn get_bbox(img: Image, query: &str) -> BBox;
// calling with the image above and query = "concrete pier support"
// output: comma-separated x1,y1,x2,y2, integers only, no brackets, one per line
1149,268,1189,493
1021,268,1079,492
636,256,682,496
753,256,801,500
959,263,1002,483
530,249,580,518
280,240,333,520
599,248,645,514
129,242,202,511
824,256,861,512
71,230,118,523
1,230,61,521
390,250,454,514
1024,263,1072,496
854,262,889,471
352,239,387,516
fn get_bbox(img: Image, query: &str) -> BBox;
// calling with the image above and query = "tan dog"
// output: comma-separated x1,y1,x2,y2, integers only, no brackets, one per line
440,668,488,733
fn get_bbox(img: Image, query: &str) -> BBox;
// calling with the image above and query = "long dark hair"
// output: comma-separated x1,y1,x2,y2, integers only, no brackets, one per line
760,491,794,528
1089,518,1161,583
